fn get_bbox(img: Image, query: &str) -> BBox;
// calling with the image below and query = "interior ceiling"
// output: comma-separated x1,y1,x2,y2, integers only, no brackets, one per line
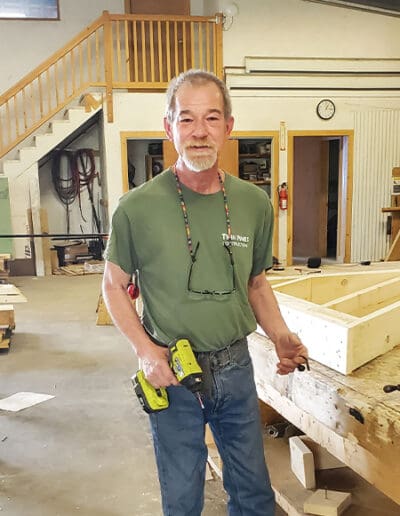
302,0,400,16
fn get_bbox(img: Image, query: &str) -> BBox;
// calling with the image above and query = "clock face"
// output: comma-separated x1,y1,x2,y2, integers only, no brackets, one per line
316,99,335,120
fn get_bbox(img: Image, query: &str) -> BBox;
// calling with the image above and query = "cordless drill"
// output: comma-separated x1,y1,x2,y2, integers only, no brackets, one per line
133,338,203,413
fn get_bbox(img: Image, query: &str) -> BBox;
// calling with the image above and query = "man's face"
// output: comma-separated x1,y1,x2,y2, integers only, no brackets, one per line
164,81,234,172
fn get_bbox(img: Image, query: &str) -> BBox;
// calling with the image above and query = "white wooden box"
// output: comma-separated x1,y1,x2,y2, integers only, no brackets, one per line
260,269,400,374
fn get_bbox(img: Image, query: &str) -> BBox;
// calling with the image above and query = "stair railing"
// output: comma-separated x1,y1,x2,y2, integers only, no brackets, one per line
0,10,223,160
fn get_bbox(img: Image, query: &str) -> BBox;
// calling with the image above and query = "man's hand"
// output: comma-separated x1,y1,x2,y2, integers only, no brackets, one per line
140,343,180,389
274,332,309,375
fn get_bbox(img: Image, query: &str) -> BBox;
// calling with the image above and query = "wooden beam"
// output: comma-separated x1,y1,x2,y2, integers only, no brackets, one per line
248,333,400,505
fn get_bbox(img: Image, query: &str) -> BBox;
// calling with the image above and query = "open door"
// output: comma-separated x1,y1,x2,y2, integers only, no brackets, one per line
288,131,353,265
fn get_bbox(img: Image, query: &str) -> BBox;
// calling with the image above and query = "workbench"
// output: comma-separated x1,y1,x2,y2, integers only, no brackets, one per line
248,332,400,508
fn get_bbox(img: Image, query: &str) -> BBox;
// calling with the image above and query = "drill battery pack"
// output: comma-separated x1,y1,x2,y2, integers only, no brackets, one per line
132,370,169,413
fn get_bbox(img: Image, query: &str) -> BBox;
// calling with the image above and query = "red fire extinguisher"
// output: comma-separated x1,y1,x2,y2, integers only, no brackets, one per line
278,182,288,210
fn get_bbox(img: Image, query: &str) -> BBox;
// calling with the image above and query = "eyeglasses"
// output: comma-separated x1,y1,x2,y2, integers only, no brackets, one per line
187,241,236,296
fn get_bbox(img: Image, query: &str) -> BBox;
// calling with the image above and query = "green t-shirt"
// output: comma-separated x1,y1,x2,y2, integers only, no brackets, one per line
105,169,273,352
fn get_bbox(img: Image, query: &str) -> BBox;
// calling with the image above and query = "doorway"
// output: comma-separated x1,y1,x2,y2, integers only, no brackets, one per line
287,131,354,265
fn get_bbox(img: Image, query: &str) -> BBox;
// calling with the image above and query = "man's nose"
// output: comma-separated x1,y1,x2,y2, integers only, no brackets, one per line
192,119,208,137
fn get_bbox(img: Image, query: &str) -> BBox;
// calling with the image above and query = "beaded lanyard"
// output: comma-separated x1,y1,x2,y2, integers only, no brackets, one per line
172,166,232,262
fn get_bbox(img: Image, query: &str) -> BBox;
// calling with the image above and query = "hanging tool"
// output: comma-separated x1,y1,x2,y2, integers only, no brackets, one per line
297,355,311,372
132,338,203,413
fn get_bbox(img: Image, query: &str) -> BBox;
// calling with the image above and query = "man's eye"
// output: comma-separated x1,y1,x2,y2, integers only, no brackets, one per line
179,118,192,123
207,116,220,122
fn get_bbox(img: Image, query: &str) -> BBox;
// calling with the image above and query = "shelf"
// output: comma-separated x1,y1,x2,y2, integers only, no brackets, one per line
246,179,271,185
240,153,270,158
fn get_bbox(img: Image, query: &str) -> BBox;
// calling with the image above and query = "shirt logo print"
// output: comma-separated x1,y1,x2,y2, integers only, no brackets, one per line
222,233,250,248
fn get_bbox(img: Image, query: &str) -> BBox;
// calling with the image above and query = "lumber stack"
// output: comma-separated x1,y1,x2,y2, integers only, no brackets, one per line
0,283,27,351
0,305,14,350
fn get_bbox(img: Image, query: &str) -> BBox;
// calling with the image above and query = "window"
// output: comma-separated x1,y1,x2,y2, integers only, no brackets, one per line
0,0,59,20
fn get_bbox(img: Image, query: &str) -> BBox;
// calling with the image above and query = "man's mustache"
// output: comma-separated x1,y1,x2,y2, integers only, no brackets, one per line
184,141,217,151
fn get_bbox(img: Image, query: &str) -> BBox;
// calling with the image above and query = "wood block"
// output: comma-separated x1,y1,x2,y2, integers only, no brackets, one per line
96,294,113,326
205,424,223,477
0,305,15,329
303,489,351,516
289,436,316,489
205,424,214,446
299,436,345,471
207,442,222,479
0,328,11,349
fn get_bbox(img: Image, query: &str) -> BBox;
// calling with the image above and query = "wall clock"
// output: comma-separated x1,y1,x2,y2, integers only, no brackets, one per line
316,99,335,120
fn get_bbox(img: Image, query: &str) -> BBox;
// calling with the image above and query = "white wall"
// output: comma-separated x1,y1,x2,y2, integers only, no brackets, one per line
0,0,124,93
220,0,400,66
0,0,214,94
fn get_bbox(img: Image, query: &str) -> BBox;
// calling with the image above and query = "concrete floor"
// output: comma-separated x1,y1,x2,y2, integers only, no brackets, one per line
0,274,286,515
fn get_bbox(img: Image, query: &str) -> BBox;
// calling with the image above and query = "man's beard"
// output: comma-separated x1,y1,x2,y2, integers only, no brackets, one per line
181,141,217,172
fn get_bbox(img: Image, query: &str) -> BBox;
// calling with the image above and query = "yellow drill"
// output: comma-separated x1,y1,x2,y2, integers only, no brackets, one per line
133,338,203,413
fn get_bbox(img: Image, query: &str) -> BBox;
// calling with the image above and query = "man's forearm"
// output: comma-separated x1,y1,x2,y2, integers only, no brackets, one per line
248,273,289,343
102,284,153,359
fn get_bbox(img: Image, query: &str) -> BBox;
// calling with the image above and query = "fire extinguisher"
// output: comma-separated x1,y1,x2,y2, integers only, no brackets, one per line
278,182,288,210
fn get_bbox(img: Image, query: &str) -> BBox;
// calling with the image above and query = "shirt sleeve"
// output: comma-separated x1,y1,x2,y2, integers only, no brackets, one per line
103,204,139,275
250,196,274,276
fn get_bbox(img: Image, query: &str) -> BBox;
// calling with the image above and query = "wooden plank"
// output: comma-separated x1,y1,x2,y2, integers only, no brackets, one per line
384,228,400,261
289,436,316,489
324,277,400,316
248,333,400,505
40,208,52,276
0,305,15,329
96,294,113,325
273,270,399,304
0,285,27,304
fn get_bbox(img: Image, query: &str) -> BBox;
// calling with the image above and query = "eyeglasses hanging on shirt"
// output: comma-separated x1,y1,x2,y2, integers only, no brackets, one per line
173,166,236,296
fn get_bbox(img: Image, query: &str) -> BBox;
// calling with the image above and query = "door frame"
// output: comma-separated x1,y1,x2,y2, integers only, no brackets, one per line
121,131,166,193
232,131,280,260
287,130,354,265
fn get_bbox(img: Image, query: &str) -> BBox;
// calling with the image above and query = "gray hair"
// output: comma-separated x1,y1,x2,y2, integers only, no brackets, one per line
165,69,232,123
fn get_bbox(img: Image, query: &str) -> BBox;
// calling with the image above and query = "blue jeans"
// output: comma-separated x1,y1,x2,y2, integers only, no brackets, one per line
149,338,275,515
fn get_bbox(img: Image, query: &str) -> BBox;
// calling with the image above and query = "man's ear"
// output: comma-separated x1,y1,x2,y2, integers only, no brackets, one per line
225,116,234,138
164,117,173,141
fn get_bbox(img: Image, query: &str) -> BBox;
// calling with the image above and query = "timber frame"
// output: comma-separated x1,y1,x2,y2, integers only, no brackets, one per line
264,268,400,374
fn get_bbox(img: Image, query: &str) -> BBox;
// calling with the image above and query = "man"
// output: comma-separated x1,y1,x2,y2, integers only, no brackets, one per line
103,69,308,516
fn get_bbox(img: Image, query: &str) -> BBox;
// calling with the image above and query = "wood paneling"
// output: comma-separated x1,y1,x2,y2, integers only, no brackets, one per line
125,0,190,15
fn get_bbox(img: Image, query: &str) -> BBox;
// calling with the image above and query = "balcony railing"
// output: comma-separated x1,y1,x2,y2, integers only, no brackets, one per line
0,10,223,160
